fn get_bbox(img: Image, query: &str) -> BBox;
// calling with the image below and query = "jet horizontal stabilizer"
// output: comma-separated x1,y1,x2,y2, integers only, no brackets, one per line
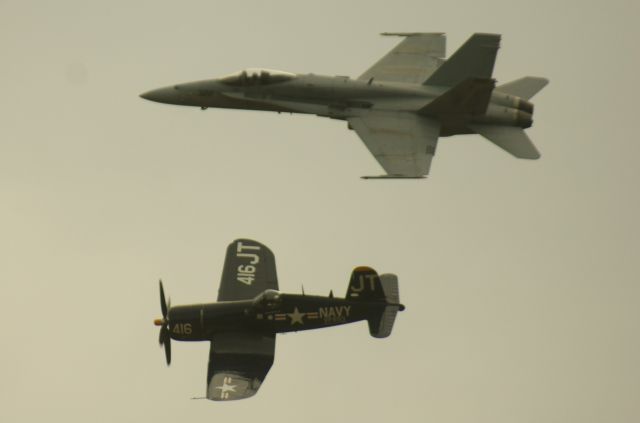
470,124,540,159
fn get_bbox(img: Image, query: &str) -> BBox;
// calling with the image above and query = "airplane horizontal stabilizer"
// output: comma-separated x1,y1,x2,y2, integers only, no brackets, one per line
496,77,549,100
368,274,402,338
470,124,540,159
424,33,500,87
419,77,495,116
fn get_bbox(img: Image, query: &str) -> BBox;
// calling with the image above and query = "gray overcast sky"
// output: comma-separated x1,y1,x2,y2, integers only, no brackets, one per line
1,1,639,422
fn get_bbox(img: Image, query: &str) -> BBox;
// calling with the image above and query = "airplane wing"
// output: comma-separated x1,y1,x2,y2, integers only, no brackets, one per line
348,112,441,178
358,33,445,84
218,239,278,301
207,332,276,401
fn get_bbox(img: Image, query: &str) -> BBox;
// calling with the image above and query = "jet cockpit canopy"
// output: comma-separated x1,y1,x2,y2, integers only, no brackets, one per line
253,289,283,310
220,68,296,86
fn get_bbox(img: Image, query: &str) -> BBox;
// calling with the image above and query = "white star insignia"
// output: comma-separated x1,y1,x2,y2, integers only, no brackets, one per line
216,377,237,399
288,307,306,325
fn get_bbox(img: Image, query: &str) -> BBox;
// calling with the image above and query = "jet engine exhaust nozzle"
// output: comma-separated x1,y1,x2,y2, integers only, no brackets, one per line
518,99,534,114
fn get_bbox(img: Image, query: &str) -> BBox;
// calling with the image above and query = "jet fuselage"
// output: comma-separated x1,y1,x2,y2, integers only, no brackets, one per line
141,72,533,136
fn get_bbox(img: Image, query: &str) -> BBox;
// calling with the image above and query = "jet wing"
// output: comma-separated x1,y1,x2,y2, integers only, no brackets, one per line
207,332,276,401
358,33,445,84
348,112,441,178
218,239,278,302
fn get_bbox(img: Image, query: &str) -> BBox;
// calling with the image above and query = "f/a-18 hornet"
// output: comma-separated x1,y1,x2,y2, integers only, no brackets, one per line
141,33,548,178
154,239,404,401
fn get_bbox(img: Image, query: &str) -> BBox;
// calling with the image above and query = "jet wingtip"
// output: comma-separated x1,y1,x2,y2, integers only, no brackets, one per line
361,175,427,180
380,32,444,37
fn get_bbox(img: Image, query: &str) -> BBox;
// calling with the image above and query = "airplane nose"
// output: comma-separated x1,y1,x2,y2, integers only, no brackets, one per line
139,86,178,104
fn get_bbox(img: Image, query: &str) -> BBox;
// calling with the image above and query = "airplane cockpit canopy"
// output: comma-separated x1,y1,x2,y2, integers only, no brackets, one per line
253,289,283,310
220,68,296,86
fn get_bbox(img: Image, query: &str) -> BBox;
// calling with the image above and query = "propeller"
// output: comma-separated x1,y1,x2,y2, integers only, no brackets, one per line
154,279,171,365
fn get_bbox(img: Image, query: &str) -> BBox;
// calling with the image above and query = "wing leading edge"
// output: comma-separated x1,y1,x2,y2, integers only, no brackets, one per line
348,112,441,178
358,33,446,84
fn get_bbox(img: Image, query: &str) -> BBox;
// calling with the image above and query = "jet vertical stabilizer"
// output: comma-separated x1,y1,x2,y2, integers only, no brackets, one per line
424,33,500,87
420,77,496,116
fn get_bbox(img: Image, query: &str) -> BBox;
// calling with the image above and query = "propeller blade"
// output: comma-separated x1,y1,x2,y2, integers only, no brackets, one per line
157,280,171,365
164,338,171,365
159,279,167,318
159,325,168,345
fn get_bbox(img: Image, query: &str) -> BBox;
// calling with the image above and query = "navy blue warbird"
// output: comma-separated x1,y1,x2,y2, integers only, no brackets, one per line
154,239,404,401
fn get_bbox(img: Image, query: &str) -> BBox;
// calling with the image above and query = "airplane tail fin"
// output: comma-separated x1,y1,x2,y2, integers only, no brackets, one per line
424,33,500,87
346,267,404,338
469,124,540,159
346,266,385,301
419,77,495,116
496,77,549,100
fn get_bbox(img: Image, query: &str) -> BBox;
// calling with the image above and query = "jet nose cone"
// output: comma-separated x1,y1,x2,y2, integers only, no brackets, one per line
139,86,179,104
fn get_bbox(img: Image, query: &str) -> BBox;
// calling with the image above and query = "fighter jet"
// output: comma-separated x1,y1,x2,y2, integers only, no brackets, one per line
141,33,548,178
154,239,404,401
